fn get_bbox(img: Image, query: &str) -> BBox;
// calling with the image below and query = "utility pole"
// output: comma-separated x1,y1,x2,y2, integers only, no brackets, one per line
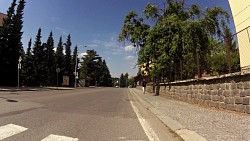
18,56,22,89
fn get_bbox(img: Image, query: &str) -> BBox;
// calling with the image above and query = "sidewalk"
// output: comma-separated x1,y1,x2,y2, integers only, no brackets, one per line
129,88,250,141
0,87,75,91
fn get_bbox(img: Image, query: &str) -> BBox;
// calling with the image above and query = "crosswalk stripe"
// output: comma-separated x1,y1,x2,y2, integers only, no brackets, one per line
41,134,78,141
0,124,28,140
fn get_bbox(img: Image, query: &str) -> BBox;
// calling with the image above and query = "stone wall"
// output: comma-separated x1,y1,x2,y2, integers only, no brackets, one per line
144,72,250,114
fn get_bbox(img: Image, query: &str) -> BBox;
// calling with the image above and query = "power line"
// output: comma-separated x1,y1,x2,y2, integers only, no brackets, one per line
233,5,250,18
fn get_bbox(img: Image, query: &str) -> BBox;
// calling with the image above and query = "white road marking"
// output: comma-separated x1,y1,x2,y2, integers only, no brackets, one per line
128,92,160,141
0,124,28,140
41,134,78,141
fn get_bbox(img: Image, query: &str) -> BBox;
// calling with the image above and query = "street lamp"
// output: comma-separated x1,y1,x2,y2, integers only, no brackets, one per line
74,45,87,88
74,53,78,88
18,56,22,89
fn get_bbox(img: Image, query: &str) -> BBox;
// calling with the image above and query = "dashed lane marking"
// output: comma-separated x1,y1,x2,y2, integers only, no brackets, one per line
41,134,78,141
0,124,28,140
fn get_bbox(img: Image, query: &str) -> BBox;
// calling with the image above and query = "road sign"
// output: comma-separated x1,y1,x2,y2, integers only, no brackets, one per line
56,68,60,73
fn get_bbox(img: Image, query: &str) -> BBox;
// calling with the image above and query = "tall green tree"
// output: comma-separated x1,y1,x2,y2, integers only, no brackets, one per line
55,36,65,86
45,31,55,85
80,49,113,86
98,60,112,86
33,28,46,86
64,34,72,75
119,0,232,95
64,34,73,86
22,38,35,86
72,45,79,86
0,0,26,86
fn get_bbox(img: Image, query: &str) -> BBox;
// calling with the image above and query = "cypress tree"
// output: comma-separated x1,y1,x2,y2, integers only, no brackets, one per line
55,36,65,86
64,34,72,86
22,38,35,86
100,60,112,86
45,31,55,85
33,28,46,86
72,45,79,86
0,0,17,86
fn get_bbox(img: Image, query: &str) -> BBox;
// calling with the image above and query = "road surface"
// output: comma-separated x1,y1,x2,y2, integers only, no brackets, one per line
0,88,181,141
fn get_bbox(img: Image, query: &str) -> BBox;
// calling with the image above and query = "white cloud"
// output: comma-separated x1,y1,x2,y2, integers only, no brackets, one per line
124,55,135,60
53,48,65,55
80,52,88,57
51,17,60,22
55,27,69,36
124,45,134,51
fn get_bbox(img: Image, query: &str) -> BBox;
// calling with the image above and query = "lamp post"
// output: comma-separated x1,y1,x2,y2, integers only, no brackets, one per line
18,56,22,89
74,53,78,88
74,45,86,88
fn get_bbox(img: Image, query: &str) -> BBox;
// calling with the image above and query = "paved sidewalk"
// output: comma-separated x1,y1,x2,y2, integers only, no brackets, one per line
0,87,75,91
129,88,250,141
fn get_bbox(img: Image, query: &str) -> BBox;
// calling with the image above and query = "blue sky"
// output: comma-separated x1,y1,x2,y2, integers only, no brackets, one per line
0,0,233,77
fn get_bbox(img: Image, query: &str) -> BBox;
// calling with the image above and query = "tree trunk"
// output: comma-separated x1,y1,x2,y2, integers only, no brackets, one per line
180,60,183,80
225,38,231,73
196,50,201,78
152,75,155,93
155,72,160,96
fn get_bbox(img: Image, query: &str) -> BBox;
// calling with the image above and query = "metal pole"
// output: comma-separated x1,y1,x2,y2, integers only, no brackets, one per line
18,63,19,89
74,54,77,88
57,72,58,90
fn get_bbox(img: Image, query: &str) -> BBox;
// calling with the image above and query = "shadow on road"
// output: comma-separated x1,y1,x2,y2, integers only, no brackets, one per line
0,97,18,102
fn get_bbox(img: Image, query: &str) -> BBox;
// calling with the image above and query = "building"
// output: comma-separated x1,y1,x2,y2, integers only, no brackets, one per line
0,12,6,26
228,0,250,73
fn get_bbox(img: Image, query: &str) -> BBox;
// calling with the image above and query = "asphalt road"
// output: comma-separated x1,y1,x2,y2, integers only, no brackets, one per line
0,88,181,141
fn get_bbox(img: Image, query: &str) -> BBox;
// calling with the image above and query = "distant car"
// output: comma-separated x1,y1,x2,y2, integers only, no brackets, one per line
115,86,119,88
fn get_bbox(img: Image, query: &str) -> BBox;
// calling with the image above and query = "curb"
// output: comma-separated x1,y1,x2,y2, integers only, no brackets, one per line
129,88,207,141
0,87,75,92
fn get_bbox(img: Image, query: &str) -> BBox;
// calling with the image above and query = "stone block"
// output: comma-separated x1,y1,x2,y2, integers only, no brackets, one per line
207,90,211,95
215,102,220,108
236,105,246,113
244,89,250,96
240,90,245,97
243,97,250,105
229,97,235,104
210,101,215,107
226,104,236,111
203,90,208,95
225,97,230,104
226,83,230,90
211,90,218,95
223,90,231,97
189,85,192,90
205,100,210,106
219,102,226,109
201,85,205,90
220,84,226,90
218,89,223,95
205,95,212,100
212,95,220,101
230,82,237,89
232,89,240,97
205,85,211,90
244,82,250,89
220,96,225,102
237,82,244,89
235,97,243,104
246,105,250,114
